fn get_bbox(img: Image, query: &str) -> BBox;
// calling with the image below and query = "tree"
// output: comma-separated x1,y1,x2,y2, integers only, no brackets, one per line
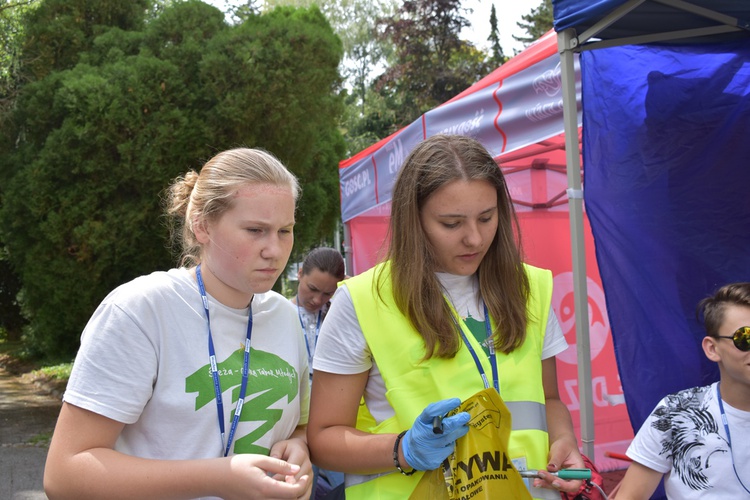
513,0,553,48
0,248,24,341
261,0,396,152
19,0,152,80
340,84,398,155
0,0,39,100
222,0,261,22
334,0,394,118
0,1,42,342
0,0,345,360
487,4,506,67
199,5,345,256
1,2,217,358
375,0,492,128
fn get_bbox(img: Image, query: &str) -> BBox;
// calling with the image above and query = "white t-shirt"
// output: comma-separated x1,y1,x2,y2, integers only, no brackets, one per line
627,382,750,498
65,268,310,462
313,272,567,424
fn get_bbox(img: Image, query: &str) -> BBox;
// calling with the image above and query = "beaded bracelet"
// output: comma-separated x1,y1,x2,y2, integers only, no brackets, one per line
393,430,417,476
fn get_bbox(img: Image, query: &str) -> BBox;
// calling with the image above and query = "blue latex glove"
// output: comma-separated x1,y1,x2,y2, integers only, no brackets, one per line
402,398,471,471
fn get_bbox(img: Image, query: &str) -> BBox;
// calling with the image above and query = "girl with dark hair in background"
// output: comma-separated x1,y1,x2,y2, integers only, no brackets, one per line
291,247,345,376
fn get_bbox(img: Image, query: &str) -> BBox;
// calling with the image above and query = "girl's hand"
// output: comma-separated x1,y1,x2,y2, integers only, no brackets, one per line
222,453,311,500
270,437,313,499
533,438,585,493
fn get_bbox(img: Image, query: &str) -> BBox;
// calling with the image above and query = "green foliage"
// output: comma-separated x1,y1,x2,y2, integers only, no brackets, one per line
514,0,553,48
219,0,260,23
487,4,507,67
0,250,26,342
0,0,345,360
373,0,492,128
34,362,72,381
0,248,24,341
0,338,33,362
0,0,41,167
20,0,153,79
341,86,398,156
200,5,345,249
0,0,40,86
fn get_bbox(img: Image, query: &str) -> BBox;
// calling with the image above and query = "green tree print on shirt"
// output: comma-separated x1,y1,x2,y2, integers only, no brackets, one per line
185,347,299,454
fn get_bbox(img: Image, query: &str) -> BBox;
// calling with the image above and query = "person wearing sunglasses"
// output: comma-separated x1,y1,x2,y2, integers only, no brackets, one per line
615,282,750,499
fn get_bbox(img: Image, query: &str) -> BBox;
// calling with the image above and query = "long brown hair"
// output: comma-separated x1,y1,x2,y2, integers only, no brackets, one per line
378,134,529,358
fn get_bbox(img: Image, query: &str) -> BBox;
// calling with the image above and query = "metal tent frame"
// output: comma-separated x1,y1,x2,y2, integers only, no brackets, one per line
556,0,750,461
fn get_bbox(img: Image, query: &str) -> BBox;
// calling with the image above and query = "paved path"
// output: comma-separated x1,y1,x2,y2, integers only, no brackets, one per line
0,366,61,500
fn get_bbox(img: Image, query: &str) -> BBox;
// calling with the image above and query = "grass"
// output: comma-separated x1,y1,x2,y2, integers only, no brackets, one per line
27,431,53,447
33,363,72,382
21,363,71,395
1,339,72,389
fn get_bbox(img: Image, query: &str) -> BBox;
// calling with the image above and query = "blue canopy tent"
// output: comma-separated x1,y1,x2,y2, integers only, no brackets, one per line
553,0,750,470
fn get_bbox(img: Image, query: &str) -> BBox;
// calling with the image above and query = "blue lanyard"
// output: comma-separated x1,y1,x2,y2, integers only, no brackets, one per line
296,296,321,361
716,383,750,494
196,264,252,457
450,301,499,393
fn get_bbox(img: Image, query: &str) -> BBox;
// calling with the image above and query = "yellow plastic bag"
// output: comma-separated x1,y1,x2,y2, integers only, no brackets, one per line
410,388,532,500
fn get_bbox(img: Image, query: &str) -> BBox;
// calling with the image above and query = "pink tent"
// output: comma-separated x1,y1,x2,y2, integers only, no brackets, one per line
337,31,632,471
339,31,575,272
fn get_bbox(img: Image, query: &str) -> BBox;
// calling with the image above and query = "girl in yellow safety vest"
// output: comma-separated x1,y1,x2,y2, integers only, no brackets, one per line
307,134,585,500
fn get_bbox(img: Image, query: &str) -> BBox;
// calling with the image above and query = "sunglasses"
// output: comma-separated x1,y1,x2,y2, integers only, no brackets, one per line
715,326,750,352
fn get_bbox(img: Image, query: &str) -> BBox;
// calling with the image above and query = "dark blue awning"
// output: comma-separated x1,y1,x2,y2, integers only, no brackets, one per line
553,0,750,46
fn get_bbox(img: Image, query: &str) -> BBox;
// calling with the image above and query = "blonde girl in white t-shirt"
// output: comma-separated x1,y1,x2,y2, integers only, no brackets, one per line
44,148,313,500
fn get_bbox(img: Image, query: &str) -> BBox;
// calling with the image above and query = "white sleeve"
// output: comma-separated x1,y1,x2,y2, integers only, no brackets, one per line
65,300,158,424
312,285,372,375
541,307,568,360
626,400,673,474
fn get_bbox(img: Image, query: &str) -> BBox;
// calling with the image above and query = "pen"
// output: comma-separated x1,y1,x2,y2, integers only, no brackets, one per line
517,468,592,480
432,415,444,434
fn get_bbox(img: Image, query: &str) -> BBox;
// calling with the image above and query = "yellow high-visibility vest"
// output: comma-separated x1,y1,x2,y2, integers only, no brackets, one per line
344,262,553,499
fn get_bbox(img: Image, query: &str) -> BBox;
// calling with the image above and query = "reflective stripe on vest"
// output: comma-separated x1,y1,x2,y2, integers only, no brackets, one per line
345,262,554,499
507,400,547,432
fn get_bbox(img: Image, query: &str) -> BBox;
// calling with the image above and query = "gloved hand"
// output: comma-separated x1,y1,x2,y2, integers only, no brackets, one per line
401,398,470,471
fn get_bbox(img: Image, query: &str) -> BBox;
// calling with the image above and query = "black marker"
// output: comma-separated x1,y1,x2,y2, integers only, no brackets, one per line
432,415,444,434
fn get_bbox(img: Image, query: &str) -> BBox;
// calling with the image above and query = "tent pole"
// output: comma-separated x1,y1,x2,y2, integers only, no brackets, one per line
558,28,596,463
342,221,353,276
334,219,342,255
